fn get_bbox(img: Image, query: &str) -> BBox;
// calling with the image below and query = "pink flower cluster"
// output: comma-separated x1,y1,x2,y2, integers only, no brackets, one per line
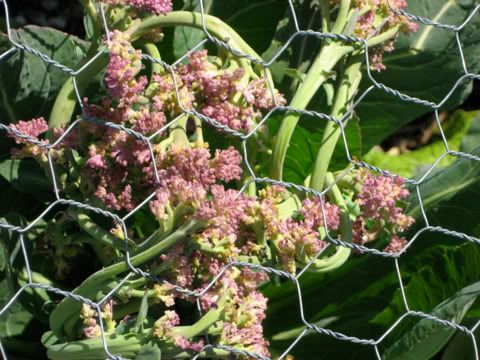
79,300,116,339
148,241,270,356
357,171,412,230
149,144,244,226
74,33,286,212
214,186,340,274
268,194,340,273
155,50,286,132
353,170,414,252
154,244,271,357
8,117,48,143
220,289,270,358
81,125,153,211
79,304,101,339
7,117,49,158
194,186,256,257
8,24,417,357
101,0,172,15
153,310,204,352
105,31,147,102
329,0,418,71
7,117,78,161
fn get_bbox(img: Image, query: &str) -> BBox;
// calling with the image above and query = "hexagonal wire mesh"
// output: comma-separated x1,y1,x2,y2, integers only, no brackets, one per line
1,0,480,359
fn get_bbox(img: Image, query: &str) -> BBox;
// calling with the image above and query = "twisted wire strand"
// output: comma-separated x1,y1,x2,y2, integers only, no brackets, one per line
1,0,480,359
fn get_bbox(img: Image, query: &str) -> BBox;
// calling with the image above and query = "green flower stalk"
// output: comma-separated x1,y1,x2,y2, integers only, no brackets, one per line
270,0,418,182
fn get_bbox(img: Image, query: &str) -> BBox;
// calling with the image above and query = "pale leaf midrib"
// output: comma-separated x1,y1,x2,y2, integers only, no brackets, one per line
413,0,457,51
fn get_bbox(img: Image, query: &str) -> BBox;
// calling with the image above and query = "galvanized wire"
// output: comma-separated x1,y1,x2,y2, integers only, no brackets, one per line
0,0,479,359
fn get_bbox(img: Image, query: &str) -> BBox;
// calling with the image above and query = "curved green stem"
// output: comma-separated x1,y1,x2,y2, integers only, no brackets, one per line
270,43,351,180
301,172,352,272
174,294,228,339
306,25,401,188
331,0,352,34
79,0,101,39
50,221,201,338
143,42,162,76
48,44,108,129
127,11,261,61
309,59,362,191
47,333,232,359
270,21,400,181
47,295,228,360
269,0,353,181
76,211,137,251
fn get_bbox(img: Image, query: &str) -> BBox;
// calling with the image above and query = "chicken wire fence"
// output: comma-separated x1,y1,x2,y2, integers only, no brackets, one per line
1,0,480,359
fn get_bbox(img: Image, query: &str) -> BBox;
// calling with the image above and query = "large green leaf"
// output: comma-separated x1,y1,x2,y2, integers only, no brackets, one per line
135,342,162,360
0,26,89,124
356,0,480,151
266,242,480,359
382,280,480,359
0,279,34,338
173,0,212,59
461,112,480,154
209,0,287,54
442,328,479,360
0,220,33,340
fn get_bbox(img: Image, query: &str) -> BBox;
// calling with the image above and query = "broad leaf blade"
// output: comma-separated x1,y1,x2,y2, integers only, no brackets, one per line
383,281,480,360
0,26,89,124
173,0,210,59
0,279,34,338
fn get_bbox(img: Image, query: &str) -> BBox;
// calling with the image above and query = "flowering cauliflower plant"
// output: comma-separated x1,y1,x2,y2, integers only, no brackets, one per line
2,0,420,359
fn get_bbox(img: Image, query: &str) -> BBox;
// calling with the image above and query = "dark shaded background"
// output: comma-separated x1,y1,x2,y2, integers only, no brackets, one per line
7,0,85,37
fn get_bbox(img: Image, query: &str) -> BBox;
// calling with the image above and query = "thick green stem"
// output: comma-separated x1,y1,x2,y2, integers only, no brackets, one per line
269,0,353,181
174,295,228,339
143,42,162,77
309,60,362,191
50,221,201,338
48,45,108,129
270,43,351,180
171,114,190,145
302,172,352,272
306,25,401,189
79,0,101,38
319,0,331,33
127,11,261,61
331,0,352,33
47,295,228,360
47,332,232,360
76,211,137,251
270,16,400,181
